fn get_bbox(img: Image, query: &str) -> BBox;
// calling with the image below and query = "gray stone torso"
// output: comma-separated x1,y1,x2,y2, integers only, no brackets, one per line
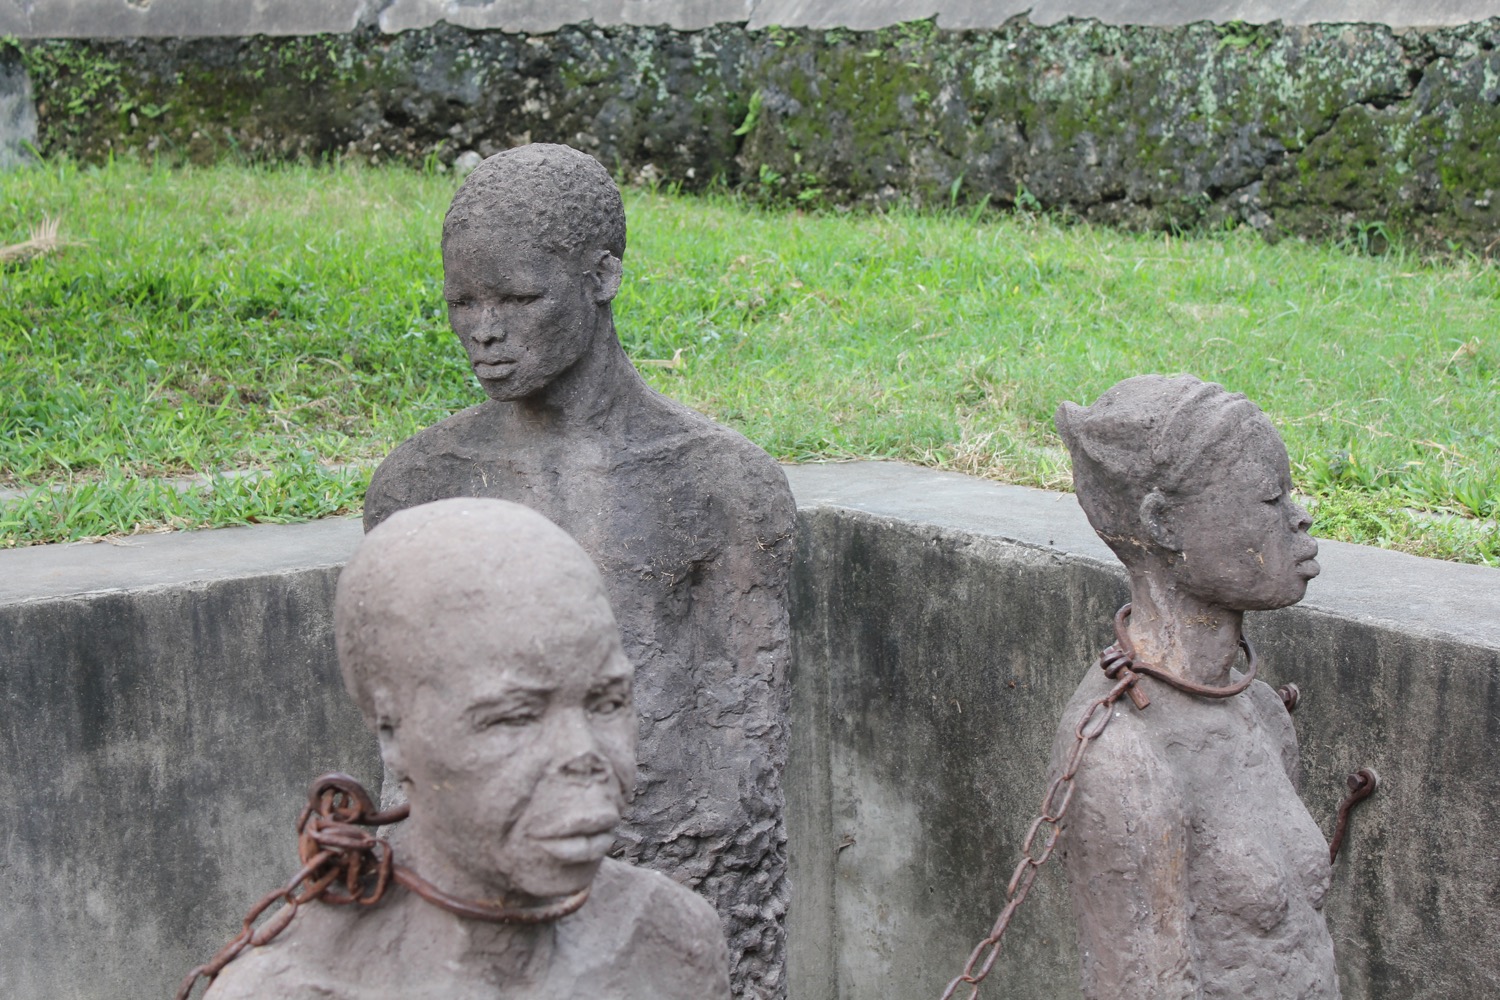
1052,670,1339,1000
363,385,795,999
204,858,731,1000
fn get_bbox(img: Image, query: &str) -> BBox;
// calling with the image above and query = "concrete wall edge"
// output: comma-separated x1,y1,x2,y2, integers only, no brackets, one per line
5,1,1500,39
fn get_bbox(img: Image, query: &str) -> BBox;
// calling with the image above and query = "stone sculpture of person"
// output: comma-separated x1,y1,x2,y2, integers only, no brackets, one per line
1049,374,1339,999
203,497,731,1000
362,143,795,998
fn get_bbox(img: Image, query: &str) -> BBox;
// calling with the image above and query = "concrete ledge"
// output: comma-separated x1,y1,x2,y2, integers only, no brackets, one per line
0,515,364,604
1,463,1496,999
5,0,1499,37
784,462,1500,649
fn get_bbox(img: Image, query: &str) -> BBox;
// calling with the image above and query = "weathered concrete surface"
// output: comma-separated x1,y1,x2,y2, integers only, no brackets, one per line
2,463,1498,999
0,516,379,1000
752,0,1500,28
6,0,1500,37
782,462,1500,1000
0,44,35,168
12,16,1500,249
0,0,370,38
379,0,757,33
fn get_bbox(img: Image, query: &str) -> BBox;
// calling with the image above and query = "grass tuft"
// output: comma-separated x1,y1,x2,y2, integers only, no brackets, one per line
0,215,79,265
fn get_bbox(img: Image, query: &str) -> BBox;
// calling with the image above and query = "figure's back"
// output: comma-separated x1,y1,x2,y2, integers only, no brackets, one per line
364,381,794,998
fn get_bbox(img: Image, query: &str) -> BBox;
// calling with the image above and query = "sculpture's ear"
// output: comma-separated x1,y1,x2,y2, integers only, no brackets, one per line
590,250,623,305
371,688,406,783
1139,489,1181,553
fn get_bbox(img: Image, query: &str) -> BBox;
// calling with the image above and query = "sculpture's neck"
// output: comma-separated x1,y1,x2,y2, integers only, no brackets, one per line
398,831,559,977
403,892,556,980
509,315,641,432
1125,571,1245,687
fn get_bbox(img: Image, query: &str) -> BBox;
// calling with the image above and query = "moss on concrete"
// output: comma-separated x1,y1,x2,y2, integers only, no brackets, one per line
13,17,1500,249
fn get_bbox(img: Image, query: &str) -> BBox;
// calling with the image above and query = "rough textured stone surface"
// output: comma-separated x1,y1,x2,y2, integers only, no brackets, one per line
205,498,730,1000
10,16,1500,248
379,0,757,33
1050,376,1336,998
363,145,796,999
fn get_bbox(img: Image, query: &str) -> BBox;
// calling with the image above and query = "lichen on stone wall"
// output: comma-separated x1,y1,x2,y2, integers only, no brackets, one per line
12,16,1500,249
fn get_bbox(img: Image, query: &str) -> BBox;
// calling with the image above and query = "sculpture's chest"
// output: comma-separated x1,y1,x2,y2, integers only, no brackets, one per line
428,441,725,595
1165,706,1334,951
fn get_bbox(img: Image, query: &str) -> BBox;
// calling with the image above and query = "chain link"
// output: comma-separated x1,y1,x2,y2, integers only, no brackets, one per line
937,664,1141,1000
176,773,590,1000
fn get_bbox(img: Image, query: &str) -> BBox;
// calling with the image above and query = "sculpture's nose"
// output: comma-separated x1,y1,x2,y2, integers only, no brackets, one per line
553,707,612,783
473,315,505,346
559,749,610,783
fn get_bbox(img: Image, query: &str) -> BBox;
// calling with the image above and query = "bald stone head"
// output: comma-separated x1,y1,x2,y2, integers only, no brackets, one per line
335,498,636,900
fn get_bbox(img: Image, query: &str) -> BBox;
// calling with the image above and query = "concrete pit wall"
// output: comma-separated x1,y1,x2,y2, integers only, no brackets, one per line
0,462,1497,999
0,518,382,1000
4,3,1500,248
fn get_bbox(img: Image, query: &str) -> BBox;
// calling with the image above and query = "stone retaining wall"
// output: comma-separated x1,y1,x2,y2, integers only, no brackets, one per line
2,462,1497,999
3,6,1500,247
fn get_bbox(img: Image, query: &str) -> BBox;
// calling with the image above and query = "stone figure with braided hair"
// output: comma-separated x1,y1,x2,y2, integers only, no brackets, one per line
203,498,731,999
1049,375,1339,999
362,144,794,998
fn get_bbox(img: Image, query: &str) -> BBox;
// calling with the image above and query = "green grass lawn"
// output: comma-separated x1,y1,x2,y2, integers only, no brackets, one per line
2,160,1496,564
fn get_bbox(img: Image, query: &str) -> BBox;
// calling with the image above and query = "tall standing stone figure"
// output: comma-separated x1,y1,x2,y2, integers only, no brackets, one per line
364,144,795,999
1049,375,1340,999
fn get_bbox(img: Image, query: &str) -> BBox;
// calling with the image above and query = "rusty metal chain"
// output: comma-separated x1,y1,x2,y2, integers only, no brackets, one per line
938,604,1260,1000
176,773,590,1000
1277,682,1301,713
1328,767,1380,864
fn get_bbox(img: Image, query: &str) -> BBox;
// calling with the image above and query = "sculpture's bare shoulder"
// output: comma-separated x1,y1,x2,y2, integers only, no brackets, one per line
201,859,729,1000
363,403,490,531
563,858,733,999
199,899,373,1000
1049,669,1199,1000
1049,667,1182,795
364,385,793,535
627,384,793,514
1244,676,1303,788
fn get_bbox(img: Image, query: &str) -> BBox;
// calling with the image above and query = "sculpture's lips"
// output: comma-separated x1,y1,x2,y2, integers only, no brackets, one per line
533,812,618,838
532,830,616,864
1296,556,1321,579
473,359,518,378
531,812,618,863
